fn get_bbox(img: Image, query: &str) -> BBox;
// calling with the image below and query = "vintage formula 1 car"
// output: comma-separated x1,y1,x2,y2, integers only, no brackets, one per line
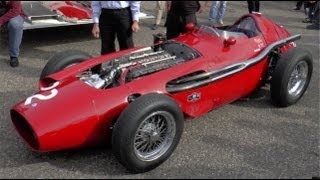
10,13,313,173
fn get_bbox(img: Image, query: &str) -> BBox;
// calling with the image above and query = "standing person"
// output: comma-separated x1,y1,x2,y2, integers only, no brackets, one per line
247,0,260,13
307,1,319,29
166,1,204,39
152,1,166,30
0,1,25,67
91,1,140,55
208,1,227,26
302,1,317,23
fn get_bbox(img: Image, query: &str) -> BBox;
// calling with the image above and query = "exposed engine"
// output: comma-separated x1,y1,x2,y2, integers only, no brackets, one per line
78,41,201,89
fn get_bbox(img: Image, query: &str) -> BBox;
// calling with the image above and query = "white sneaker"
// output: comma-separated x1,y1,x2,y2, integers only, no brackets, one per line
218,20,224,26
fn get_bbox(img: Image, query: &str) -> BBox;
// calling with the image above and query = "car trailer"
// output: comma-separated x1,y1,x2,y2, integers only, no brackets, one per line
22,1,154,30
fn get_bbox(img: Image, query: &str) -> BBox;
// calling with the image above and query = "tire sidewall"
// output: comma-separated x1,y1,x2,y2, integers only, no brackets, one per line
40,50,92,79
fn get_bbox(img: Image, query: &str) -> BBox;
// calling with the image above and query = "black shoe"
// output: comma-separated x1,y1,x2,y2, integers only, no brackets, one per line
10,57,19,67
151,24,158,30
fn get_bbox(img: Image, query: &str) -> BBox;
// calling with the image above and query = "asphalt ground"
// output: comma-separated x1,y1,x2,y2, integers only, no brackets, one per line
0,1,319,178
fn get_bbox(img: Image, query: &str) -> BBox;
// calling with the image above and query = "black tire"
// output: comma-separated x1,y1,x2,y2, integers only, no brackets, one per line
40,50,92,80
112,93,184,173
271,47,313,107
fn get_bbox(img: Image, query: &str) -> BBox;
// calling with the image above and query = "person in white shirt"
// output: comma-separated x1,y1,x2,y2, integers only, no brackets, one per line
91,1,141,55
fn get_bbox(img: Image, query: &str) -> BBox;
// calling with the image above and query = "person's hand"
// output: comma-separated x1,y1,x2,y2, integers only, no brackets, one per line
132,21,139,32
92,23,100,38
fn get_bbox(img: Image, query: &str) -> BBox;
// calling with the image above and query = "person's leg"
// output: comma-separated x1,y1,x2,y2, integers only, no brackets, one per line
99,10,116,54
313,2,320,26
7,15,24,67
217,1,227,25
155,1,164,25
152,1,165,30
303,2,312,23
247,1,254,13
208,1,219,23
166,12,181,39
307,1,320,29
7,15,24,58
254,0,260,12
294,1,303,10
304,1,311,15
308,2,316,20
115,8,134,50
297,1,303,9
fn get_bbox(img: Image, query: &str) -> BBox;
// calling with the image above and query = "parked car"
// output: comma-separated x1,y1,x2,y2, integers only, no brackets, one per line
10,13,313,173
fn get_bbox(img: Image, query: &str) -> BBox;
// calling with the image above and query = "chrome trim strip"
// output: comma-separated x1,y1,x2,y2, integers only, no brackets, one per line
167,34,301,93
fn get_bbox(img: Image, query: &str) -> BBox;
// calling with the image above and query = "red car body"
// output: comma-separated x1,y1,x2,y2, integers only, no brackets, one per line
10,14,302,153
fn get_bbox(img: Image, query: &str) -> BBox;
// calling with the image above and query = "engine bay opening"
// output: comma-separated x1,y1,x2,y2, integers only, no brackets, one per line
77,42,201,90
11,110,39,150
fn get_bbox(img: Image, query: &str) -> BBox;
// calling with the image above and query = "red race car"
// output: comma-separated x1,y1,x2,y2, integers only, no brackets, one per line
10,13,313,173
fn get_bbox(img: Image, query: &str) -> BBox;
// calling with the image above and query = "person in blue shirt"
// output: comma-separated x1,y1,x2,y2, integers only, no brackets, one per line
91,1,140,55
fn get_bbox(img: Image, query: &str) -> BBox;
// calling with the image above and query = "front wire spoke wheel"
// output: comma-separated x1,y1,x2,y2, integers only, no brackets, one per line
133,111,176,162
112,93,184,173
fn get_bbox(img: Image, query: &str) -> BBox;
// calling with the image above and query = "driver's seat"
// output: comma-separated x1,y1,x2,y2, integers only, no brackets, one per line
227,16,260,38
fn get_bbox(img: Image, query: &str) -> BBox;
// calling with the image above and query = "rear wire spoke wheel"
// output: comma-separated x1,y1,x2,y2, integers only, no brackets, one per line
271,48,313,107
287,61,308,96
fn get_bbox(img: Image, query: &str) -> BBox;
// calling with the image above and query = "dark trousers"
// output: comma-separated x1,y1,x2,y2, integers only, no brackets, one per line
307,2,317,20
296,1,304,9
99,7,134,55
313,2,319,25
247,0,260,13
166,12,197,39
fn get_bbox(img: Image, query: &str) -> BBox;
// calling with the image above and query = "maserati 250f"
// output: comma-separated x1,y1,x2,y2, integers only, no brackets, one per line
10,13,313,173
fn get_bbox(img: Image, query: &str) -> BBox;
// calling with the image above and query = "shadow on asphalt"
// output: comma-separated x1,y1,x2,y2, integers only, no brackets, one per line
0,143,131,176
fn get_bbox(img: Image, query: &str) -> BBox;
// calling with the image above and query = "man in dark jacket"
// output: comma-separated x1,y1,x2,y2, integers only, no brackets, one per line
306,1,319,30
166,1,204,39
0,1,25,67
91,1,140,55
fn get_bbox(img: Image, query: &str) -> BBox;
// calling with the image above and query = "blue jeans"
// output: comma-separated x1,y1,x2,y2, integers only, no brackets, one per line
208,1,227,23
3,15,24,58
